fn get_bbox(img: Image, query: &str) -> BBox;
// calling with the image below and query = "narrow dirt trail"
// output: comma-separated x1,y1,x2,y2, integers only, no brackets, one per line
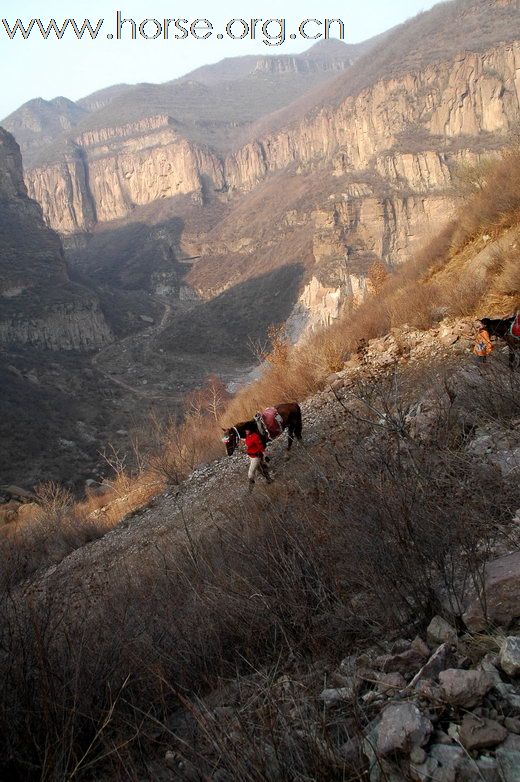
91,295,175,402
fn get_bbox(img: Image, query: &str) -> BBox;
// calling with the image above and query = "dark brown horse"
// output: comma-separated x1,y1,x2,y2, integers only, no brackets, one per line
480,317,520,368
222,403,303,456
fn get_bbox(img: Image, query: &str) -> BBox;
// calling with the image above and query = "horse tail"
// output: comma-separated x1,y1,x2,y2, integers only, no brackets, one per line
293,403,303,440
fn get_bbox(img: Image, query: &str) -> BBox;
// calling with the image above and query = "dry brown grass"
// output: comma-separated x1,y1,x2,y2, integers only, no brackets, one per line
452,144,520,250
223,141,520,422
0,473,165,587
2,365,519,779
494,246,520,298
7,139,519,587
150,413,222,484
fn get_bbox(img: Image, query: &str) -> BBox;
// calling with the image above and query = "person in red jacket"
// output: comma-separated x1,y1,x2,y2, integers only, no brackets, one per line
244,428,272,487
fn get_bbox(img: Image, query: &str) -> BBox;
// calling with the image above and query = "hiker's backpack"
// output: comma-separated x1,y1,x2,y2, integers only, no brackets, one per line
512,314,520,338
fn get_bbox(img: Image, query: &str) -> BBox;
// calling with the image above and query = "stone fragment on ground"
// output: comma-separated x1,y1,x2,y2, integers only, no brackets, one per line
376,702,433,757
458,714,508,750
409,643,450,689
374,648,427,676
319,684,356,705
377,673,407,696
496,748,520,782
427,616,458,647
500,637,520,677
439,669,494,707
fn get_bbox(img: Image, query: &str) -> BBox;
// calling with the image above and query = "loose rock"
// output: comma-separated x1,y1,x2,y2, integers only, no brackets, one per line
459,714,508,750
427,616,457,647
463,551,520,632
412,637,431,658
377,673,407,696
374,649,426,676
410,643,450,689
496,748,520,782
319,685,356,705
377,703,433,756
505,717,520,734
500,637,520,678
439,669,495,708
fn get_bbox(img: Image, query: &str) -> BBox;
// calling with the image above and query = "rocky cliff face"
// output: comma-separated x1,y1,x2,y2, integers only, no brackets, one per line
26,117,226,233
25,41,520,242
0,128,111,351
16,6,520,343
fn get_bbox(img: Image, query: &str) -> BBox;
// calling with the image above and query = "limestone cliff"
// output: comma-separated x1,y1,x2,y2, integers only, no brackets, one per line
25,41,520,251
26,117,225,232
17,2,520,339
0,128,111,351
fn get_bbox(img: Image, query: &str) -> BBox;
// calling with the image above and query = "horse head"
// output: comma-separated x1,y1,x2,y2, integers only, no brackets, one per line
221,427,239,457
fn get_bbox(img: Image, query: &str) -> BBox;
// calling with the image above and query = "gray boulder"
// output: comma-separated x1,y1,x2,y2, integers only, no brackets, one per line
500,637,520,678
377,703,433,757
412,744,499,782
496,749,520,782
439,669,494,708
427,616,457,647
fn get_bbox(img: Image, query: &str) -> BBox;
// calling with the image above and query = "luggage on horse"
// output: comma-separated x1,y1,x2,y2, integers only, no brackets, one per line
511,313,520,338
255,407,284,441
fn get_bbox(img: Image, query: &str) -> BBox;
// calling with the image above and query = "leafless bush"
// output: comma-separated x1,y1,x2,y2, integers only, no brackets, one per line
150,412,221,484
444,275,488,317
452,144,520,249
1,366,519,779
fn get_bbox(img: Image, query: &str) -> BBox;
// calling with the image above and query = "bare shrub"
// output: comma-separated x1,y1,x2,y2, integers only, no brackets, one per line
387,281,442,329
1,365,519,779
453,144,520,249
150,412,222,484
367,260,390,294
496,247,520,297
444,275,488,317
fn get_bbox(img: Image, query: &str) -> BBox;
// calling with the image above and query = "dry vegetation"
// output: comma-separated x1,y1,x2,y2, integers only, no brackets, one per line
224,142,520,421
1,361,519,780
2,136,520,779
4,141,520,588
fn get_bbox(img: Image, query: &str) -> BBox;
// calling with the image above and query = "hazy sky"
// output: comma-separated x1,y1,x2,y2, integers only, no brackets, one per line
0,0,440,118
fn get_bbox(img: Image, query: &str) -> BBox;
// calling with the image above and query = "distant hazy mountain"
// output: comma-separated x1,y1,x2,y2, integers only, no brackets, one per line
3,39,372,166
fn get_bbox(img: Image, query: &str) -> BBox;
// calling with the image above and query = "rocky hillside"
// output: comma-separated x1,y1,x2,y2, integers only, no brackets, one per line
3,39,361,169
3,309,520,779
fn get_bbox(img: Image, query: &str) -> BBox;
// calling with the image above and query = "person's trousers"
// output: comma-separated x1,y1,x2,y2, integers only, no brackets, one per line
248,457,270,482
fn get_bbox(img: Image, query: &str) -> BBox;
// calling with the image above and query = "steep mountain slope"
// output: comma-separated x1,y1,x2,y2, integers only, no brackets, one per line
11,0,519,405
0,128,110,350
0,128,120,487
1,96,88,167
19,0,520,271
4,0,520,487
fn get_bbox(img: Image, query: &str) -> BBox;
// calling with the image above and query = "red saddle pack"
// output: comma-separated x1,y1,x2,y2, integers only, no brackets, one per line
258,408,283,440
512,314,520,338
